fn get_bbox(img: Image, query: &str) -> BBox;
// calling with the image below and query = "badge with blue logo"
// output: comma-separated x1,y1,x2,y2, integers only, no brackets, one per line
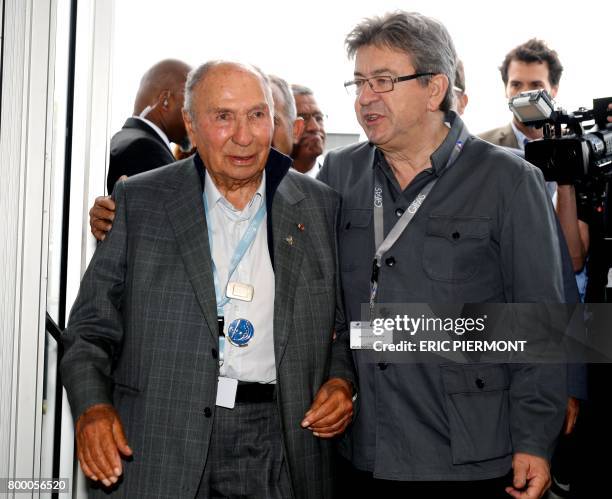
227,318,254,347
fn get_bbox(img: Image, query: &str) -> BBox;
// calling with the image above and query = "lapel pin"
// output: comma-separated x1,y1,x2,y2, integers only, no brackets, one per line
285,235,294,246
297,223,305,231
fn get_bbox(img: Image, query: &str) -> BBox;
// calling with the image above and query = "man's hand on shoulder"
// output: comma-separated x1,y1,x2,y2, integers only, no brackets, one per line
301,377,353,438
89,196,116,241
89,175,126,241
506,452,551,499
76,403,133,487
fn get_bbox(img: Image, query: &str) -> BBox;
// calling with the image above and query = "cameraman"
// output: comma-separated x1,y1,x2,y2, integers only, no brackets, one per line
480,38,589,287
479,39,590,498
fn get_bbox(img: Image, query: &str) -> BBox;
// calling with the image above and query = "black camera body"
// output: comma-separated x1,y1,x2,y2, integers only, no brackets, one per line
509,90,612,300
508,90,612,185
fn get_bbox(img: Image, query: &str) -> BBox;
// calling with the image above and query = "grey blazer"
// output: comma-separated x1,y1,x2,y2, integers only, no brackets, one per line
61,151,354,498
478,122,520,149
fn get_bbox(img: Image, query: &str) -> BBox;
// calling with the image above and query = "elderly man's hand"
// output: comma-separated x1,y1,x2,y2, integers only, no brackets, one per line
76,403,133,487
505,452,551,499
89,196,116,241
301,377,353,438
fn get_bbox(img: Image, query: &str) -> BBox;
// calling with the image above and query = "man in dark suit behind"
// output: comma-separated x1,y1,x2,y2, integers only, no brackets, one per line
106,59,192,193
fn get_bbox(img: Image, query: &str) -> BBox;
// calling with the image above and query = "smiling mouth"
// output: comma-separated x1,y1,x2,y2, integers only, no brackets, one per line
363,113,383,124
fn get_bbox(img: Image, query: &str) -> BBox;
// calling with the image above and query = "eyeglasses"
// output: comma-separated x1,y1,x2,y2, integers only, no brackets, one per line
343,73,436,95
298,112,326,125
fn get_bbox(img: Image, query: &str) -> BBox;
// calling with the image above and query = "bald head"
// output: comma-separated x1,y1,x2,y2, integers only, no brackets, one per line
133,59,191,146
133,59,191,114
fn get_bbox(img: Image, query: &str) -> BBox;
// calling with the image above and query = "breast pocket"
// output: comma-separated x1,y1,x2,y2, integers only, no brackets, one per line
441,364,512,464
422,216,491,282
340,209,372,272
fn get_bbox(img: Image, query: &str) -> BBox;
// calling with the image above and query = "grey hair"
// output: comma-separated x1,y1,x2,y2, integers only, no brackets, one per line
290,84,314,97
269,75,297,123
345,11,457,113
183,60,273,121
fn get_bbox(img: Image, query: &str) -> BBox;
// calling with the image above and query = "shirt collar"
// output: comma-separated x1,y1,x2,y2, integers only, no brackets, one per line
204,168,265,219
374,110,469,177
133,115,172,151
510,121,529,151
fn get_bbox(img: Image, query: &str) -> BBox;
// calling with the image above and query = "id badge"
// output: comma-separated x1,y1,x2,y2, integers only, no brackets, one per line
350,321,392,350
350,321,375,349
216,376,238,409
226,282,254,302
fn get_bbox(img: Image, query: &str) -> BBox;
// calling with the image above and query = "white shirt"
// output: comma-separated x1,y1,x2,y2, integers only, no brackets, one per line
133,115,172,152
304,161,322,178
511,121,530,151
204,171,276,383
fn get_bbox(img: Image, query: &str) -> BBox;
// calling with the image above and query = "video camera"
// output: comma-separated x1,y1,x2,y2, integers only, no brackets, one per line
508,90,612,185
509,90,612,300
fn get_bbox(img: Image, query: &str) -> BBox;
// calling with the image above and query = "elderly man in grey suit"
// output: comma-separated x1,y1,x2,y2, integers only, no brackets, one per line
61,61,354,498
318,12,566,499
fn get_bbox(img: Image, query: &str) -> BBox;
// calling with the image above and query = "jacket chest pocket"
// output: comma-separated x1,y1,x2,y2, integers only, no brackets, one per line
422,216,491,282
339,209,372,272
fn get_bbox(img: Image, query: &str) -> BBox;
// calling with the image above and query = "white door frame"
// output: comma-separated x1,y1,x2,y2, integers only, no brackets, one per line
0,0,115,496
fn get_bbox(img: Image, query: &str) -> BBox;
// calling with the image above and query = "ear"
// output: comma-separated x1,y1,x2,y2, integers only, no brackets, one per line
458,93,469,115
427,74,449,112
292,117,305,144
182,109,197,147
550,85,559,99
158,90,170,109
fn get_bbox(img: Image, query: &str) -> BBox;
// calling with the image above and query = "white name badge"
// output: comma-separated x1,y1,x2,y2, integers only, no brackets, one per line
216,376,238,409
226,282,254,302
350,321,393,350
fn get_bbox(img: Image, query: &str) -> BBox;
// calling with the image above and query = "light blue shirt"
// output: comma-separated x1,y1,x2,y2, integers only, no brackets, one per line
205,171,276,383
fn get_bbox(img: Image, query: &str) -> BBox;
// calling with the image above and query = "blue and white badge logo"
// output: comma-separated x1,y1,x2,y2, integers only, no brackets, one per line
228,318,254,347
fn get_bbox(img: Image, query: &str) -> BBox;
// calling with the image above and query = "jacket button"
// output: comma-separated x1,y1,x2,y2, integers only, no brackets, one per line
385,257,396,267
475,378,485,389
378,363,388,370
204,407,212,417
395,208,404,217
452,231,461,240
211,348,218,360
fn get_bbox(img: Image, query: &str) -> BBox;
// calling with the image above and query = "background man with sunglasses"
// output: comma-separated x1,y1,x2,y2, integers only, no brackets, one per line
318,11,567,499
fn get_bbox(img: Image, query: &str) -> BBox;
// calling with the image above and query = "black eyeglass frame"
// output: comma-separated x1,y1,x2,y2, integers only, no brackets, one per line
343,72,436,94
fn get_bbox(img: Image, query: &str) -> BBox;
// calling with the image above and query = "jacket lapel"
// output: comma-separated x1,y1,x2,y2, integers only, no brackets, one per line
500,123,519,149
165,158,218,341
271,173,306,366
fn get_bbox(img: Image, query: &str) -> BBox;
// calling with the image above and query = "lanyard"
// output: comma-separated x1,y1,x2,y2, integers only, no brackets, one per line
203,193,266,366
202,193,266,316
369,127,470,317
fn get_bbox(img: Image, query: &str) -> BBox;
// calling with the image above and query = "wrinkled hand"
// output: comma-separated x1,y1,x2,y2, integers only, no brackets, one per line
564,396,580,435
506,452,551,499
76,403,132,487
89,195,116,241
301,378,353,438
